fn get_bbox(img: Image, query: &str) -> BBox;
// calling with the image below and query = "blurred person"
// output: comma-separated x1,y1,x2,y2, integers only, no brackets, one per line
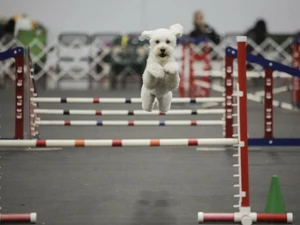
245,19,268,53
3,14,37,36
108,34,147,89
189,10,220,45
244,19,269,86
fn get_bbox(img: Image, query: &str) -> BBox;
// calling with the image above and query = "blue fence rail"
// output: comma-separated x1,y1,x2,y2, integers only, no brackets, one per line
0,47,24,61
225,46,300,78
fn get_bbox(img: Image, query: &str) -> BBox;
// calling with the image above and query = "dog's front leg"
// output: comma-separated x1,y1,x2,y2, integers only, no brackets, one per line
165,72,180,90
143,71,157,90
164,62,180,90
148,63,165,79
143,63,164,89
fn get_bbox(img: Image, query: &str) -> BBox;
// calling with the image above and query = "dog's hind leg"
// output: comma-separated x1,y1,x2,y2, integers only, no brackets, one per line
141,85,156,112
157,91,172,113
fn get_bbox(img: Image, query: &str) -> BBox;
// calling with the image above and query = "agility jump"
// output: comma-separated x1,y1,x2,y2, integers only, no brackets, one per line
0,47,36,223
179,37,300,146
3,37,235,140
0,36,294,224
24,49,227,139
196,36,293,225
224,41,300,146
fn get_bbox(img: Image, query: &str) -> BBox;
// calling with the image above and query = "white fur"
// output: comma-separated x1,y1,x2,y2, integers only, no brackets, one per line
140,23,183,112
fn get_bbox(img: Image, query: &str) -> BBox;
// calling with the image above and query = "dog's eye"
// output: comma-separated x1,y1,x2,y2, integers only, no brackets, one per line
166,40,170,44
155,40,160,44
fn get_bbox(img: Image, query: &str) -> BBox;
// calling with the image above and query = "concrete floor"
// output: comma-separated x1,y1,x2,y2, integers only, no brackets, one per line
0,83,299,224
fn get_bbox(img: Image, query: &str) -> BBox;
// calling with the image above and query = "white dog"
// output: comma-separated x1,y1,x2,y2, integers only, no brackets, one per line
140,23,183,112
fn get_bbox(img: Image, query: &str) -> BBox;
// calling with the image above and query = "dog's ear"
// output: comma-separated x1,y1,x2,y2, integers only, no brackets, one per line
169,23,183,37
141,30,153,40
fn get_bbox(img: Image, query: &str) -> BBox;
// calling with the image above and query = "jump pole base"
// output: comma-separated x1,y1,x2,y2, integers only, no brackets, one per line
198,212,293,224
0,213,37,223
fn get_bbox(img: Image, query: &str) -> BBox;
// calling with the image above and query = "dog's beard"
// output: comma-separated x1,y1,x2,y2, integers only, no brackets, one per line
151,47,173,63
157,50,169,58
159,53,167,58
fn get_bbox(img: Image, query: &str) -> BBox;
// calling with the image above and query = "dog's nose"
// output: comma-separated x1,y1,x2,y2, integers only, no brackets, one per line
160,48,166,53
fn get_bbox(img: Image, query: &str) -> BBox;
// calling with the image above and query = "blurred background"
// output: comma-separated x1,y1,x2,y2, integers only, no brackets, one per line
0,0,299,90
1,2,300,224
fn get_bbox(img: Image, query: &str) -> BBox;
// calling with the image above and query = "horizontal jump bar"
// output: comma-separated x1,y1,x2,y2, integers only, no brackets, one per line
198,212,293,223
34,109,225,115
36,120,225,126
30,97,224,104
194,70,293,78
210,83,296,111
0,138,238,147
0,213,37,223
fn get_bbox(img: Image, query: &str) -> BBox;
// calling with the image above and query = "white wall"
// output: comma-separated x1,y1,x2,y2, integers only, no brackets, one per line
1,0,300,41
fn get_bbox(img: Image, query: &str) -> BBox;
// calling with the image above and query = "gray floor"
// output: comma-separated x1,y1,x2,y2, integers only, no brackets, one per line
0,82,299,225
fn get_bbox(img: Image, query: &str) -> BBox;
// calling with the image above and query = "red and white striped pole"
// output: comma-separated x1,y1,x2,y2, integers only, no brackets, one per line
188,44,195,97
199,41,211,97
191,42,211,97
26,48,39,139
291,40,300,108
179,44,187,97
14,53,24,139
27,48,34,139
224,54,234,138
264,68,273,138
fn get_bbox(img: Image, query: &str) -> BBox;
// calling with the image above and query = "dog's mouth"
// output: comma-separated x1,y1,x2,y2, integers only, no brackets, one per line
159,53,167,58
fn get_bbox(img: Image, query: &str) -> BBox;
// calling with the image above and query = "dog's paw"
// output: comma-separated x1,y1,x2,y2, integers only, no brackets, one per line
149,67,165,78
164,63,179,75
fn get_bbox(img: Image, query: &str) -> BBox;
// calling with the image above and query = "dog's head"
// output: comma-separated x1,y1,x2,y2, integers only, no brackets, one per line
141,24,183,62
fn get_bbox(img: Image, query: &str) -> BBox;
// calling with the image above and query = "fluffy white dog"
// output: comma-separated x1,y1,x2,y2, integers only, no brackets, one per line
140,23,183,112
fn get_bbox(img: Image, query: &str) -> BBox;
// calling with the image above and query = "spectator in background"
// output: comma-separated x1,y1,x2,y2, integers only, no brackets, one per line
108,34,147,89
245,19,268,53
245,19,268,86
189,10,220,45
3,14,37,37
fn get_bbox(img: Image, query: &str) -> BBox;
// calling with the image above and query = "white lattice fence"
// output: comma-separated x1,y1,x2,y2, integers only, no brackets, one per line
0,35,295,86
